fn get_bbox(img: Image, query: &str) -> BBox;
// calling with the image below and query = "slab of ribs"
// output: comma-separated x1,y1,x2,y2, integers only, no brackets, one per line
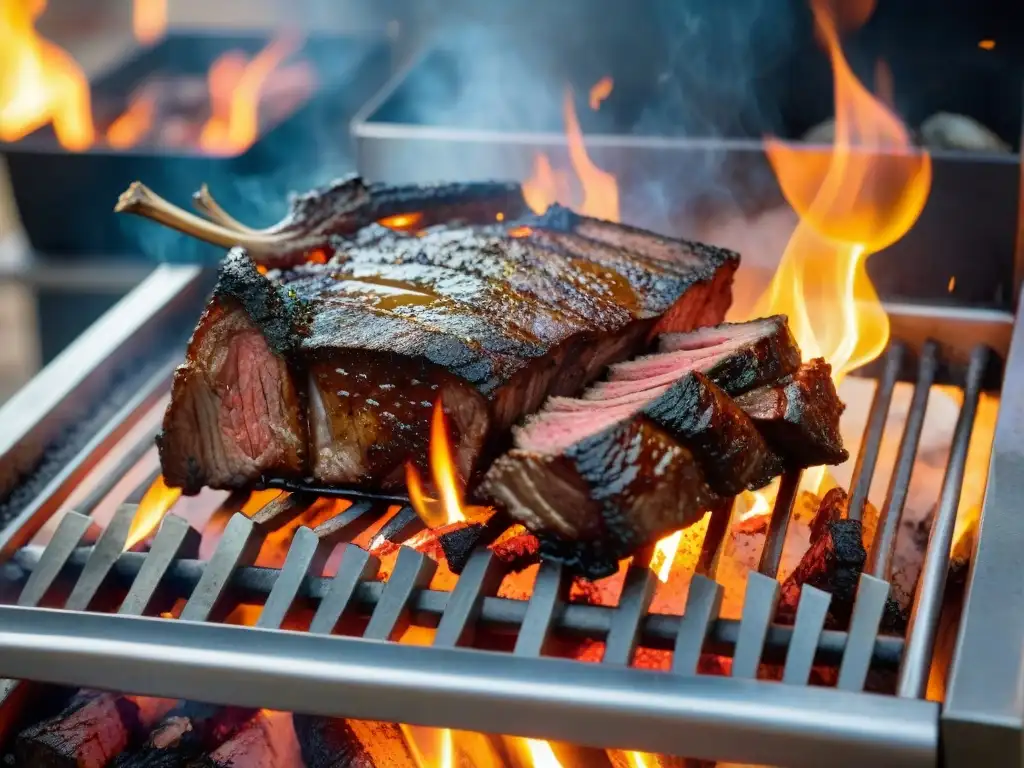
117,176,848,576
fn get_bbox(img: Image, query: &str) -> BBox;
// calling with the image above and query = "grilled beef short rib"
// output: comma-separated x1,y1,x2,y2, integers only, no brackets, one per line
158,193,738,494
481,317,848,576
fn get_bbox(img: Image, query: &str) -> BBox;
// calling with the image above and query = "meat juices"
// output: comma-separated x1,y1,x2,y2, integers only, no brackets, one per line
158,209,739,494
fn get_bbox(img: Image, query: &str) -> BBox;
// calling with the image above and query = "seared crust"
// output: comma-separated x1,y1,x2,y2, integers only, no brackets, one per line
159,206,737,493
481,419,721,578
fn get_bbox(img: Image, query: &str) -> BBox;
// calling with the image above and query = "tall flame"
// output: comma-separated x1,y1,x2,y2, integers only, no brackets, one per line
198,35,302,156
0,0,94,150
750,0,931,386
523,81,620,222
133,0,168,45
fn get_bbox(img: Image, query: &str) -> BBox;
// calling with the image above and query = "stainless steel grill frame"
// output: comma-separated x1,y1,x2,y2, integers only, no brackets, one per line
0,265,1017,767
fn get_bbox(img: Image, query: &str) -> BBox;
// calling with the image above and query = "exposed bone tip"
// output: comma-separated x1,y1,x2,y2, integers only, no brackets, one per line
114,181,152,213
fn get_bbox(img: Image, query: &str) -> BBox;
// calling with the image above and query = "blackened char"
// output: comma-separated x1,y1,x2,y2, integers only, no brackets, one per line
734,358,849,468
776,488,867,627
481,418,722,578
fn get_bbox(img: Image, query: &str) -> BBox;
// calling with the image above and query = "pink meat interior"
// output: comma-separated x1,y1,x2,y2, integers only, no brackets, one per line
515,317,777,455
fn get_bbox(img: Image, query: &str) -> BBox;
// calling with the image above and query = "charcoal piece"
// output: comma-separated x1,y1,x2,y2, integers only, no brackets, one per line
187,711,298,768
15,691,144,768
491,532,542,572
438,513,512,574
293,715,417,768
777,519,866,627
112,703,253,768
734,358,849,469
158,210,737,493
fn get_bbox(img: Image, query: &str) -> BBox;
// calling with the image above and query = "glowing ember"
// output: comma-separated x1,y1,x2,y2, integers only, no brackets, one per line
0,0,95,149
524,739,563,767
978,39,996,50
589,76,614,110
948,276,956,293
507,225,534,238
627,752,654,768
379,212,424,232
124,475,182,549
199,35,303,156
105,91,156,150
522,83,620,222
133,0,168,45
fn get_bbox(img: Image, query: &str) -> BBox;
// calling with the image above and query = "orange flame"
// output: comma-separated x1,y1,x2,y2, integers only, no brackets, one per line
105,91,156,149
378,212,424,232
523,739,563,767
125,475,182,549
406,400,468,527
751,0,931,386
133,0,168,45
522,83,620,222
650,529,682,582
198,35,301,156
0,0,95,150
589,76,614,110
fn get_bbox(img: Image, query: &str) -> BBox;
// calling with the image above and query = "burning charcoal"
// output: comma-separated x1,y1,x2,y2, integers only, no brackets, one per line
189,710,301,768
111,703,254,768
920,113,1011,153
15,691,148,768
438,512,513,573
491,531,542,573
776,489,866,626
292,715,417,767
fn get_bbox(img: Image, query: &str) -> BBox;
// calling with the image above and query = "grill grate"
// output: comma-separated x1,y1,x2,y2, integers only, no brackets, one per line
0,337,998,767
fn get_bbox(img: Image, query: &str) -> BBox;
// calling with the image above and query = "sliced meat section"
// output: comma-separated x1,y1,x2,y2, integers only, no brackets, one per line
158,256,307,493
588,315,801,400
515,370,781,497
481,419,722,578
734,358,849,468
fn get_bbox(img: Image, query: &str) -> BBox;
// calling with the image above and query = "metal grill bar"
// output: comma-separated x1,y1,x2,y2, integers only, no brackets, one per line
0,607,939,768
603,548,658,665
848,343,905,521
869,341,939,578
782,586,832,685
64,503,136,611
9,542,908,666
308,545,380,635
671,575,722,675
898,344,990,698
513,561,567,657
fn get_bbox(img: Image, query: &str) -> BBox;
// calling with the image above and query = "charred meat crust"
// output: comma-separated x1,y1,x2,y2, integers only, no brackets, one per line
210,248,303,357
161,207,737,493
480,419,720,578
643,372,783,495
735,357,849,468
